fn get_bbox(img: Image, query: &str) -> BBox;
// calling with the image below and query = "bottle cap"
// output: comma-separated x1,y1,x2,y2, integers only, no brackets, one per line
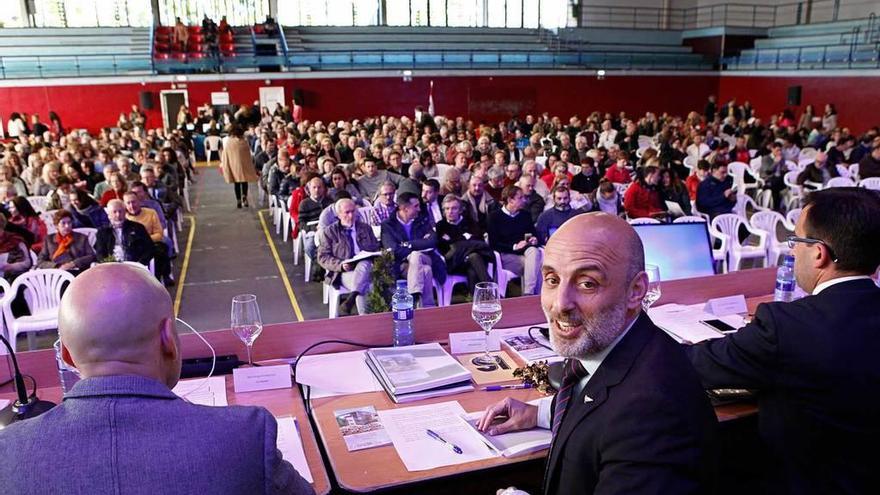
783,255,795,266
396,280,407,289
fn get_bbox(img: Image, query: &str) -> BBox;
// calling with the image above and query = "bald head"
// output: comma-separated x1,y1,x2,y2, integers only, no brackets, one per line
541,213,647,359
59,264,180,387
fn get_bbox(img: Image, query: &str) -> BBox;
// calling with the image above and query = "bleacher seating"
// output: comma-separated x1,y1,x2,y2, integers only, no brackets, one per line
725,16,880,69
0,27,152,78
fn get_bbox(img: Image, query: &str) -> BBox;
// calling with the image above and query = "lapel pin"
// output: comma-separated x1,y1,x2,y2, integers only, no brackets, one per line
584,395,593,403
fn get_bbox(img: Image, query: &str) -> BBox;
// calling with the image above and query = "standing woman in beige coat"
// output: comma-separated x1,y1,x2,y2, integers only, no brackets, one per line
220,125,260,208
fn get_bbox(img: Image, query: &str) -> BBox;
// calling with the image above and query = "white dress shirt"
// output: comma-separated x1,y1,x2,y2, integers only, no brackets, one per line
535,316,638,429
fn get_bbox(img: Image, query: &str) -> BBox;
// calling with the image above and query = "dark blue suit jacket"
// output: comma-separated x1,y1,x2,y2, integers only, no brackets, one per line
544,312,717,495
687,278,880,494
380,214,447,284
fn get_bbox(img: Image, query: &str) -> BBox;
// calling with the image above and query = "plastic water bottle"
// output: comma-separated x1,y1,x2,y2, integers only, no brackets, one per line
391,280,415,346
774,255,796,302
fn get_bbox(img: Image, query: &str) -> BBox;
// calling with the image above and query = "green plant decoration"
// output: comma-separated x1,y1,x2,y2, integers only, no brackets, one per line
366,249,397,314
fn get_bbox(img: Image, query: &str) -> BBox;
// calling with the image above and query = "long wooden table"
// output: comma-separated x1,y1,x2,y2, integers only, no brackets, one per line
2,267,777,494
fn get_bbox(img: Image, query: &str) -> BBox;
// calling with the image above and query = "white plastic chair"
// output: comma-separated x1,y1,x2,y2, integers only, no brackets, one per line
683,156,697,170
711,214,768,271
73,227,97,248
26,196,49,213
825,177,856,188
835,164,851,179
438,274,468,307
628,218,661,225
674,216,728,273
748,156,763,174
325,283,352,319
849,163,860,181
783,171,805,211
786,208,802,227
2,269,74,351
493,251,519,299
282,196,294,242
859,177,880,191
733,193,767,219
728,161,764,195
637,135,653,149
750,210,794,266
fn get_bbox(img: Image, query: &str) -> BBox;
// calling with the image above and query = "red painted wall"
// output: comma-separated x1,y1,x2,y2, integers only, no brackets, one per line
0,73,876,134
717,75,880,133
0,75,717,133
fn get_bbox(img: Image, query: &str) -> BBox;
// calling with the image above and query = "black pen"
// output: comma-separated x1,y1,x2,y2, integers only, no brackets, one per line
425,429,463,454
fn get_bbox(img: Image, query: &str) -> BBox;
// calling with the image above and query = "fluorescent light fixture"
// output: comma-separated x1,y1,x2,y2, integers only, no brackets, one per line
597,70,606,77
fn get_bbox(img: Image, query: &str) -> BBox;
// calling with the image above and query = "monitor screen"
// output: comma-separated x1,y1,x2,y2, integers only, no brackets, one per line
632,222,716,281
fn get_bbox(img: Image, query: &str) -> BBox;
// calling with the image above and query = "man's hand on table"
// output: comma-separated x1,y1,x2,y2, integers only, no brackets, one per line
478,397,537,436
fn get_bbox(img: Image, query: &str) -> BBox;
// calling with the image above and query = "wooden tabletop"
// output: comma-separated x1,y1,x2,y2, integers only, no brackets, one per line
1,268,777,493
0,378,332,495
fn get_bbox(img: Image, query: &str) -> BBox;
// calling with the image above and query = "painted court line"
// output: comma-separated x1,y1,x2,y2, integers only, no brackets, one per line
258,209,305,322
173,215,197,317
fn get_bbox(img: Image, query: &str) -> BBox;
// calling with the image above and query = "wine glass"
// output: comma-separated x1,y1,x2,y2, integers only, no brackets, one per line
643,264,662,309
231,294,263,366
471,282,502,367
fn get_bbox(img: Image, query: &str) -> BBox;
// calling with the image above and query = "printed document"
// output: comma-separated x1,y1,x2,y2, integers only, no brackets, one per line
276,416,313,483
378,401,497,471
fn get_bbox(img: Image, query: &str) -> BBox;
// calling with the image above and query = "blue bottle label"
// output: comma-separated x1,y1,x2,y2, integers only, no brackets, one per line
393,308,413,321
775,280,795,291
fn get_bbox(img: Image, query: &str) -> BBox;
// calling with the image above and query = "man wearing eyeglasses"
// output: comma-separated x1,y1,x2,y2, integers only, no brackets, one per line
687,187,880,494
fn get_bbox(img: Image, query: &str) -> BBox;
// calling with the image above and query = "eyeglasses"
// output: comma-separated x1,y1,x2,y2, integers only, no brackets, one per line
786,235,839,263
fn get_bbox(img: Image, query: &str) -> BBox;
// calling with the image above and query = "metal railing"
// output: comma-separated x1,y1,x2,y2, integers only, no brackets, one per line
579,0,876,30
724,41,880,70
0,54,153,79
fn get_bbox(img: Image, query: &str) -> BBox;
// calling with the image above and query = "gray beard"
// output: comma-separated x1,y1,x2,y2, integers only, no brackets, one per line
545,301,628,359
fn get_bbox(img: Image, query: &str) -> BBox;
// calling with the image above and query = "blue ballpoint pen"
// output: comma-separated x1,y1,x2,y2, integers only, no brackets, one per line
425,429,463,454
484,383,533,391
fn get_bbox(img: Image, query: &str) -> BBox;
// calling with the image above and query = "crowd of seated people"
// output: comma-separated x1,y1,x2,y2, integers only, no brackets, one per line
0,110,192,286
246,97,877,312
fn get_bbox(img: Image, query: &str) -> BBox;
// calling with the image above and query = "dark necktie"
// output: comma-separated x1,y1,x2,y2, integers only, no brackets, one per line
551,359,589,435
344,227,355,256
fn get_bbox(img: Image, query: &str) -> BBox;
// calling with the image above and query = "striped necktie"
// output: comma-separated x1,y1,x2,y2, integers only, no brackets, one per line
551,359,589,435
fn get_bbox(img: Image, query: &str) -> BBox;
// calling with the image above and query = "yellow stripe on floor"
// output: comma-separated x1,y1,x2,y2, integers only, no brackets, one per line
258,210,305,322
174,216,197,317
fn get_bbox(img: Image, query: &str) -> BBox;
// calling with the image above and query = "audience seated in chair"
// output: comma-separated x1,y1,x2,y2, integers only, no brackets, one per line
435,194,493,289
95,199,153,266
487,185,542,296
696,162,736,219
380,192,446,307
37,210,95,274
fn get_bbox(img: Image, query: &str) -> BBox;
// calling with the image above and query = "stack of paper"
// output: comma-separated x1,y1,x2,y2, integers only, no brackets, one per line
647,303,745,344
365,343,473,403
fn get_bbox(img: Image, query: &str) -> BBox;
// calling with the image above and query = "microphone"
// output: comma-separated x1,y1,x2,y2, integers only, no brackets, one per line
0,333,56,428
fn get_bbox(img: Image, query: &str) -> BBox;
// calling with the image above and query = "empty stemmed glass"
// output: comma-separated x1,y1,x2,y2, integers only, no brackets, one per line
471,282,503,367
642,264,662,309
231,294,263,366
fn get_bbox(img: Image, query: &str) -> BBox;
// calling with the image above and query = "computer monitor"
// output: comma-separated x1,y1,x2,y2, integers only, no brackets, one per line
632,222,716,281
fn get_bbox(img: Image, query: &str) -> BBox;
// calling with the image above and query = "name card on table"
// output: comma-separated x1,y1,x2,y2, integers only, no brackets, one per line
703,295,748,316
449,331,501,355
233,364,292,393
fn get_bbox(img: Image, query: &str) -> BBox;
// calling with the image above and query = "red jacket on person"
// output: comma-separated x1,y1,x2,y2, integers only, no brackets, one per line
623,181,664,219
604,165,632,184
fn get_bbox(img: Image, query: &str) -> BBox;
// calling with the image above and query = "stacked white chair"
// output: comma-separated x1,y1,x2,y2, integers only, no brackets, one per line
2,269,74,351
711,214,768,271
